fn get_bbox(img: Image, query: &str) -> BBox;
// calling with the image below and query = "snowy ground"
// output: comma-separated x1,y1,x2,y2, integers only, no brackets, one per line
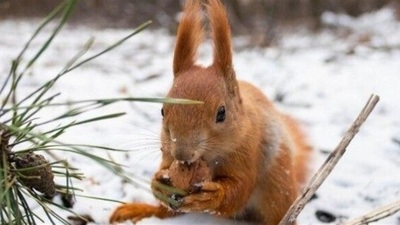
1,8,400,225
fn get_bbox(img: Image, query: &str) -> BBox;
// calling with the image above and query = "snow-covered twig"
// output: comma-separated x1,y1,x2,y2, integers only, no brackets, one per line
342,200,400,225
278,94,380,225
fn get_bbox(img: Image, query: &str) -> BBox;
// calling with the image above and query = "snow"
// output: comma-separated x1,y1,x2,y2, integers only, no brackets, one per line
1,8,400,225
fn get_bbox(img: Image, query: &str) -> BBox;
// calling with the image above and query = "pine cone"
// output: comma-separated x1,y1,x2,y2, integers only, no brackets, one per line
15,152,56,198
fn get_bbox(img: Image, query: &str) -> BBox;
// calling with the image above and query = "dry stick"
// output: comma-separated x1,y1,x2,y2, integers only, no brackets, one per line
342,200,400,225
278,94,380,225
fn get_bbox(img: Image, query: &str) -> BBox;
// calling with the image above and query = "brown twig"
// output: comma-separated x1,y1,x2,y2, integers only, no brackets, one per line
278,94,380,225
342,200,400,225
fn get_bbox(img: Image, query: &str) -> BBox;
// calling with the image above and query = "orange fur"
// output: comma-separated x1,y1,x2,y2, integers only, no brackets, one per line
109,0,311,224
208,0,232,71
173,0,203,76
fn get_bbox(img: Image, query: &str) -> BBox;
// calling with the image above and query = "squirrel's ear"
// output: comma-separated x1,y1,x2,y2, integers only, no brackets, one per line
173,0,203,77
208,0,238,97
208,0,233,74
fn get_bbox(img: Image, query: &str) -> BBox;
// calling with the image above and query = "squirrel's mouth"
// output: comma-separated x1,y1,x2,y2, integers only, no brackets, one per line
178,160,194,166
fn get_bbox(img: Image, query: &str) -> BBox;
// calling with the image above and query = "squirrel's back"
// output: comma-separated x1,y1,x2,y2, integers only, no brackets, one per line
237,80,310,223
239,80,310,186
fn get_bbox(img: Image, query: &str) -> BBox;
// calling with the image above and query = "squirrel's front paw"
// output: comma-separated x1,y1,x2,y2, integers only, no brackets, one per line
177,181,224,213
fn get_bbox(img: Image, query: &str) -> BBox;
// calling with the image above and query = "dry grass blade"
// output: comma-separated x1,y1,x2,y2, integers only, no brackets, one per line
278,94,380,225
341,200,400,225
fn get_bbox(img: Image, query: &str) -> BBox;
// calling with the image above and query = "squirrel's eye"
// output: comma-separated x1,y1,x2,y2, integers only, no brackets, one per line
161,108,164,117
216,106,226,123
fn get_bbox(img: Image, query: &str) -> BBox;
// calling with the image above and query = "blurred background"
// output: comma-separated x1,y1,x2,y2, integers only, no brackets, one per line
1,0,400,46
1,0,400,224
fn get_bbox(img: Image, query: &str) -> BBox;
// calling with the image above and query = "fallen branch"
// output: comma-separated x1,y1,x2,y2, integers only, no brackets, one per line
342,200,400,225
278,94,380,225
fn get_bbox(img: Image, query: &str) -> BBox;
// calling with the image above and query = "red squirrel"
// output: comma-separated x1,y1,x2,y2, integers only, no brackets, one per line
110,0,310,224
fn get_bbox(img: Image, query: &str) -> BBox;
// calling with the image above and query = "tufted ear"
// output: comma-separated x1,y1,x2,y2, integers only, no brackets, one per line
173,0,204,77
208,0,238,97
208,0,233,74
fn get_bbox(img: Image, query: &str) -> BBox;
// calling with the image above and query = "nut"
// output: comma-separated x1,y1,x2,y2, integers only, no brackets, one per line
168,158,212,193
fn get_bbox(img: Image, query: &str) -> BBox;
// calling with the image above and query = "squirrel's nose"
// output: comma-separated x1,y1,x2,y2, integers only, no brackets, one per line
173,148,195,162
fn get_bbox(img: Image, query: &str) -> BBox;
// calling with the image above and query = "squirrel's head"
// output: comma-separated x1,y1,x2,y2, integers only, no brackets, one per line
161,0,242,163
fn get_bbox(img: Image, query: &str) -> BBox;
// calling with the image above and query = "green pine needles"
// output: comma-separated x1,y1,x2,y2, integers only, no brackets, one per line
0,0,200,224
